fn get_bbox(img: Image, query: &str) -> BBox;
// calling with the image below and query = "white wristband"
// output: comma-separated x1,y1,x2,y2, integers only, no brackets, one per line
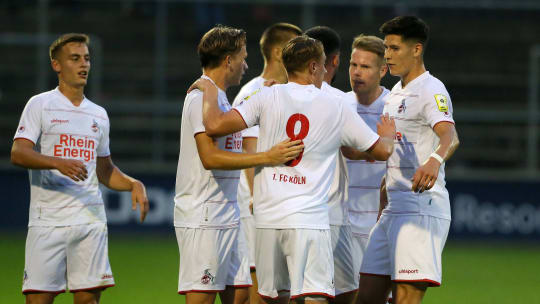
430,152,444,164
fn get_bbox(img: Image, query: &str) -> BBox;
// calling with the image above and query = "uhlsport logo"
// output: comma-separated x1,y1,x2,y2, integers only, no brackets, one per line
101,274,113,280
91,119,99,133
399,269,419,274
201,269,215,285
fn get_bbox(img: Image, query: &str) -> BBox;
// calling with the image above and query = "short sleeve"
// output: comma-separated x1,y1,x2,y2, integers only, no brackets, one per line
14,96,43,144
97,111,111,157
186,91,206,135
422,85,455,128
340,103,380,151
233,87,266,129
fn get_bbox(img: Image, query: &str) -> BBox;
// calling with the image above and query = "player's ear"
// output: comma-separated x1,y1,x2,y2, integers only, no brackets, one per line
272,46,282,63
51,59,61,73
379,60,388,79
332,53,340,68
413,43,423,58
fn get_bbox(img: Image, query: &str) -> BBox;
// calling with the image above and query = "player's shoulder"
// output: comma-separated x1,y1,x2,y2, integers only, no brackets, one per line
233,76,265,106
418,72,451,107
83,97,109,118
26,88,58,106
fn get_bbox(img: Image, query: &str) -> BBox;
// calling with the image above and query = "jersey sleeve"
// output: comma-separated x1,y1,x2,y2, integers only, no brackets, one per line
13,96,43,144
340,103,380,151
186,91,206,135
97,110,111,157
233,88,266,129
421,84,455,128
233,89,260,138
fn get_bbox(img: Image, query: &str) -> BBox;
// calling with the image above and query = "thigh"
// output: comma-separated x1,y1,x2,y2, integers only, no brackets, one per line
286,229,334,300
23,226,68,294
255,229,289,300
389,215,450,286
66,222,115,292
176,227,239,293
330,225,358,295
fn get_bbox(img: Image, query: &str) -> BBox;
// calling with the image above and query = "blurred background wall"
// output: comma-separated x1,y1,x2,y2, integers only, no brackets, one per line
1,0,539,237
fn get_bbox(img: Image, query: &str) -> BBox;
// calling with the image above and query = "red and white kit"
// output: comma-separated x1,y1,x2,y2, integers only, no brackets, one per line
174,76,251,293
234,82,380,299
231,76,266,269
14,87,114,293
361,71,454,286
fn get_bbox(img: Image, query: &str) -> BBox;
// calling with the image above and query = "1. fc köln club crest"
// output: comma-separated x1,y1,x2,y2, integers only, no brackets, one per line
91,120,99,133
398,99,406,113
201,269,215,285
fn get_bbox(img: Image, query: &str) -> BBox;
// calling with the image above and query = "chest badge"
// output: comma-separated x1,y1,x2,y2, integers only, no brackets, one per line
91,120,99,133
398,99,406,114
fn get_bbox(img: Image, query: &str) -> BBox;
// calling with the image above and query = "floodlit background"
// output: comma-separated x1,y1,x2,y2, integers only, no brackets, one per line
1,0,539,303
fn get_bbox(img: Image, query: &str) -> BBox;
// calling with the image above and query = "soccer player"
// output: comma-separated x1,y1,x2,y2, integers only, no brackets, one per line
304,26,357,304
190,35,396,304
174,25,304,304
357,16,460,304
11,33,149,304
231,22,301,304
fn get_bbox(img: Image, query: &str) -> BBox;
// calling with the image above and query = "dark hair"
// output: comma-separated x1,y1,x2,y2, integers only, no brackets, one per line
198,25,246,69
49,33,90,61
260,23,302,62
282,35,324,75
351,34,385,65
379,16,429,46
304,26,341,58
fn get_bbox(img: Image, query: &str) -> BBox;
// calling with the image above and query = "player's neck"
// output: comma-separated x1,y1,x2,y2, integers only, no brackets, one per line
202,69,227,91
261,61,288,84
58,81,85,106
356,86,382,106
400,63,426,88
323,67,336,85
288,72,311,86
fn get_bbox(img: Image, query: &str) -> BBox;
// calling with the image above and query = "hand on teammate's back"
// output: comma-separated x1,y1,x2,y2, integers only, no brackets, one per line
130,180,149,222
265,138,304,166
55,158,88,182
264,79,278,87
376,113,396,139
187,77,215,94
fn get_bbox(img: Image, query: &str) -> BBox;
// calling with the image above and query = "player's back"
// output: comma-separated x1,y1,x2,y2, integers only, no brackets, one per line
235,82,378,230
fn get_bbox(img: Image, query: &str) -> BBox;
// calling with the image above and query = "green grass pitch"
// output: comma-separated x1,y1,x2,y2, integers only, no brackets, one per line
1,231,539,303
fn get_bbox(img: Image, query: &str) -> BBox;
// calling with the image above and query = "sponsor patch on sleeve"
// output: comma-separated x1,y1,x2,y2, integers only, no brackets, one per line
434,94,448,112
243,89,261,102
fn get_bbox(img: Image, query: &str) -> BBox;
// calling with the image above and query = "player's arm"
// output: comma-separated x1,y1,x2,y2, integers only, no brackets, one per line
242,137,257,214
364,113,396,161
188,78,247,137
377,176,387,221
11,138,88,182
96,156,149,222
340,146,376,161
195,133,302,170
411,122,459,193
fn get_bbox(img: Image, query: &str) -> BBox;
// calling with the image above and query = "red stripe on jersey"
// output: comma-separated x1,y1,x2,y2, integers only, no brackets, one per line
231,108,249,129
44,108,107,120
42,132,100,139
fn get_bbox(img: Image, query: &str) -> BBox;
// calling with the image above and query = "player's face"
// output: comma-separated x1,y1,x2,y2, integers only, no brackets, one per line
383,34,415,77
228,45,248,86
52,42,90,88
312,54,327,89
349,48,385,97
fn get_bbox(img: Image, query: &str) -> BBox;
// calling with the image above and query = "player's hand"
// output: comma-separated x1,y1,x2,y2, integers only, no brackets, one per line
411,158,440,193
55,158,88,182
249,199,254,215
187,78,216,94
264,79,278,87
376,113,396,139
131,180,149,222
266,138,304,165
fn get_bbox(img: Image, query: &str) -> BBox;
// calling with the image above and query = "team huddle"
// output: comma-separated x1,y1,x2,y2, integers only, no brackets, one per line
12,15,459,304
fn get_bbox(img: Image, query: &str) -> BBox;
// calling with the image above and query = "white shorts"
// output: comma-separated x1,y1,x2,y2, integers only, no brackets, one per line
240,216,256,269
175,227,252,293
255,228,334,300
351,229,369,275
360,214,450,286
330,225,359,295
22,222,114,294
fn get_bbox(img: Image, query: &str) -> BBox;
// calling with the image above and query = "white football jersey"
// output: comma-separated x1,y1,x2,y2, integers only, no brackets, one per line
14,87,110,227
234,82,380,229
174,77,243,228
321,82,350,226
382,71,454,220
344,87,389,236
231,76,265,218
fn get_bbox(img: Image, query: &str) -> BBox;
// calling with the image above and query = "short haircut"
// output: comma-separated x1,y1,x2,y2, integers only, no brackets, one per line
282,35,324,75
351,34,385,65
304,26,341,58
198,25,247,69
49,33,90,61
260,23,302,61
379,16,429,46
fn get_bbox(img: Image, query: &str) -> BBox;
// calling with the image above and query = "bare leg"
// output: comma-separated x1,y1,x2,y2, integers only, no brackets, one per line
25,292,56,304
331,290,357,304
73,290,102,304
356,275,391,304
220,286,250,304
392,282,427,304
291,296,329,304
186,291,218,304
248,271,261,304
